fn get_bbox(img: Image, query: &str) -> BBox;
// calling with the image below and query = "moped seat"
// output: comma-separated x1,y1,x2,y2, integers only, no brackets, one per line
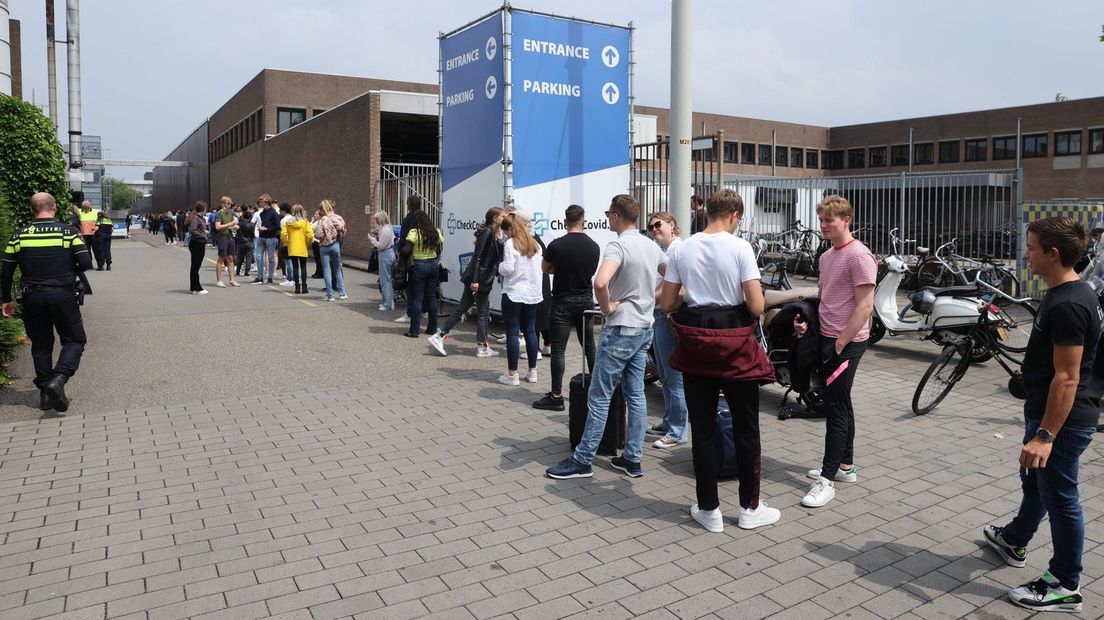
920,285,978,298
916,246,929,254
764,286,819,309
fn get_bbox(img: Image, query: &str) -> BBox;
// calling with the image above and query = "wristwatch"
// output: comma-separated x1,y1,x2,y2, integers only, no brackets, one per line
1035,428,1056,443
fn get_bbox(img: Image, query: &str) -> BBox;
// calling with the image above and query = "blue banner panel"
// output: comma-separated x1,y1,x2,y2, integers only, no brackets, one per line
510,12,631,189
440,14,504,192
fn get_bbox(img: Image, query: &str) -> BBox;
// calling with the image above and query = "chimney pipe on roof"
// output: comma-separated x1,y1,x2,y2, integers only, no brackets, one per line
66,0,81,168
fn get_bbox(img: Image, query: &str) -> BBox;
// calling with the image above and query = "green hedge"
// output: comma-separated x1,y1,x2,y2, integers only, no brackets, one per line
0,95,72,386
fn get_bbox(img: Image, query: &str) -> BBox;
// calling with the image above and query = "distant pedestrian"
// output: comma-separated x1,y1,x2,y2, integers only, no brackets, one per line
400,210,442,338
213,196,240,288
646,211,688,449
277,203,295,287
234,207,254,278
369,211,397,311
161,212,177,245
315,200,347,301
93,210,114,271
187,202,209,295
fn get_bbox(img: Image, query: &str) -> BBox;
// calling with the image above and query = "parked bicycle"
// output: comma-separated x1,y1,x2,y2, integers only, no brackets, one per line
910,276,1036,415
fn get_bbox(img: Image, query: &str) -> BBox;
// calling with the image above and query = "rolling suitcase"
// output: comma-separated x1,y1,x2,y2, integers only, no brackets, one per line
568,309,626,456
692,395,739,478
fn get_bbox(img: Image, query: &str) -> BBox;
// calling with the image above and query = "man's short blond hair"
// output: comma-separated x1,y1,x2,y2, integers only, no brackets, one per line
816,195,854,220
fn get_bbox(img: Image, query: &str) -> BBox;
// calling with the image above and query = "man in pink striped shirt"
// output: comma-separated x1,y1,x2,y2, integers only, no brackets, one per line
796,196,877,508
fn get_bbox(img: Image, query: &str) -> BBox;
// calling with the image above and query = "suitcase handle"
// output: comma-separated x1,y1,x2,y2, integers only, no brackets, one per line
580,307,603,375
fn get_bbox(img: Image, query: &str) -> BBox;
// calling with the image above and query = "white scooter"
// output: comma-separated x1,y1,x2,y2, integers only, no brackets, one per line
868,229,996,362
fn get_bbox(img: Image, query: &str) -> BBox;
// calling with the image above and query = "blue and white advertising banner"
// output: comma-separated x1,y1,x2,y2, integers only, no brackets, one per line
510,11,630,263
440,13,505,303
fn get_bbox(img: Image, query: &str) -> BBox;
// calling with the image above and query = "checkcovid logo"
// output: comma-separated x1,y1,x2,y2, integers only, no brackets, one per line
532,212,549,236
446,212,481,235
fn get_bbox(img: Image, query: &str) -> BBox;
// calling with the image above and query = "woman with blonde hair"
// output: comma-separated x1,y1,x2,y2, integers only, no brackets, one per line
369,210,396,310
280,204,314,294
646,211,689,449
496,211,543,385
316,200,348,301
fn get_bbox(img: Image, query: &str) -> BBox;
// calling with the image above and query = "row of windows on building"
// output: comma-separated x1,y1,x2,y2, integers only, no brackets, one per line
208,107,329,164
685,128,1104,171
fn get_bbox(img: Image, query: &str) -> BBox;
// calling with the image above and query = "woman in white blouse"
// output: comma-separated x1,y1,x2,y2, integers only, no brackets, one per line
497,212,544,385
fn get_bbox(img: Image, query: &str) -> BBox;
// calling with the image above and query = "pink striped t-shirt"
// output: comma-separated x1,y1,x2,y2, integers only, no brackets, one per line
817,238,878,341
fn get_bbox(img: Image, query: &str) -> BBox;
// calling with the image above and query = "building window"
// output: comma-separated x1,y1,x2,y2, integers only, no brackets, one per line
775,146,788,167
869,146,886,168
890,144,909,166
1090,129,1104,154
277,107,307,133
993,135,1016,160
938,140,960,164
965,138,987,162
914,143,934,165
1022,133,1047,158
1054,130,1081,156
791,147,803,168
758,144,772,166
723,141,739,163
741,143,756,164
822,150,844,170
805,149,818,169
847,148,865,169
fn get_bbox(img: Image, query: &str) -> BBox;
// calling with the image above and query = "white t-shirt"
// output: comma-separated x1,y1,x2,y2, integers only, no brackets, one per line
663,232,760,308
251,211,262,238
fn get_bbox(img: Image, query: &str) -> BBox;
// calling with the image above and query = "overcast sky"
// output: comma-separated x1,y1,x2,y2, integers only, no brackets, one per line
8,0,1104,179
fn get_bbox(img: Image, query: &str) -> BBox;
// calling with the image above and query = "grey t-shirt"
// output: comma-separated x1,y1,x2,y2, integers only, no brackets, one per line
603,229,667,328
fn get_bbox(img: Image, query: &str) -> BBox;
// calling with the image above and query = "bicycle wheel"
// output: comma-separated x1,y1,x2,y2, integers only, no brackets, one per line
993,299,1037,362
912,342,971,415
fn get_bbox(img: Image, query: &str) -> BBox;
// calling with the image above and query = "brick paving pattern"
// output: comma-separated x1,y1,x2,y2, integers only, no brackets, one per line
1,337,1103,618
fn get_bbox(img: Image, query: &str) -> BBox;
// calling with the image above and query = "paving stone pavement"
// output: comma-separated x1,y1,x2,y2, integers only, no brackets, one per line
1,331,1103,620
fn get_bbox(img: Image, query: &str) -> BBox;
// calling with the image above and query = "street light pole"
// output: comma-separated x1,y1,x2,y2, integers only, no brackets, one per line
669,0,692,238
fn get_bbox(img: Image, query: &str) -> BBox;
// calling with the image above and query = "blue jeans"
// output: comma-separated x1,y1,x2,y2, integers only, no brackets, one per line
320,241,346,297
378,247,396,309
406,259,439,336
257,237,278,281
1001,416,1095,590
653,310,688,442
573,325,653,466
501,294,538,371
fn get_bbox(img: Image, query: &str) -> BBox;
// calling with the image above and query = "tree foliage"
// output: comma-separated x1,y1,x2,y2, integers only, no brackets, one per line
103,177,144,212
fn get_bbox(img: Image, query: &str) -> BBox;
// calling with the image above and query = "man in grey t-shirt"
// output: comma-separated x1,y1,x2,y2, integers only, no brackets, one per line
547,194,666,480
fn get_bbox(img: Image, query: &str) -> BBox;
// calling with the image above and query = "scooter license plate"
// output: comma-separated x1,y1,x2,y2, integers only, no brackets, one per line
996,327,1008,341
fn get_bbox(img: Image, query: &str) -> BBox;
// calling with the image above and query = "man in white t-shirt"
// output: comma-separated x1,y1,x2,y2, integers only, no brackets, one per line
659,189,780,533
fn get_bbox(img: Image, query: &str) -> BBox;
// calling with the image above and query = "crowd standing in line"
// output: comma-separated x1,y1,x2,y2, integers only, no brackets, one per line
496,211,545,385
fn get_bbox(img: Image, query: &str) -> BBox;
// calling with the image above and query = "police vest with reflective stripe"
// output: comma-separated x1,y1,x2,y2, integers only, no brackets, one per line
3,219,87,287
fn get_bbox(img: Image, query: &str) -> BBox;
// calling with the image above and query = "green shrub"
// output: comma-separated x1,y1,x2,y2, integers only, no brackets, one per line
0,95,72,386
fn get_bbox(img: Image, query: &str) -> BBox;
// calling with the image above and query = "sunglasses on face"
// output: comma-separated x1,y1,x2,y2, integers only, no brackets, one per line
649,221,664,230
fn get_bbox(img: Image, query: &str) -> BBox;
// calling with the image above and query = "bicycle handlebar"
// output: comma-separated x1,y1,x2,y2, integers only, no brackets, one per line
973,273,1032,304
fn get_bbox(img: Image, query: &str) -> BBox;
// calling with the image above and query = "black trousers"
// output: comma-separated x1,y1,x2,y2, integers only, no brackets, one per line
548,294,596,395
22,289,86,389
685,375,761,511
93,234,112,268
83,235,100,266
235,241,252,275
819,336,867,480
291,257,308,290
311,241,323,276
189,239,206,291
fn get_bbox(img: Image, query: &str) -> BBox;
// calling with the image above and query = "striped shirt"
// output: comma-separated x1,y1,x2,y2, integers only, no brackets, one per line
817,238,877,341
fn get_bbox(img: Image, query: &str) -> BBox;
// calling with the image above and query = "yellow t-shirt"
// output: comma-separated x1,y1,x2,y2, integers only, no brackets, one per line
406,228,442,260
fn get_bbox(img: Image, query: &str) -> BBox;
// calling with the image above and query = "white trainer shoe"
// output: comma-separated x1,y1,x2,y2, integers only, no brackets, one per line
498,373,520,386
215,281,226,288
229,280,240,287
690,504,724,533
428,332,447,356
801,477,836,508
738,502,781,529
526,369,538,383
806,466,857,483
393,315,410,323
476,344,501,358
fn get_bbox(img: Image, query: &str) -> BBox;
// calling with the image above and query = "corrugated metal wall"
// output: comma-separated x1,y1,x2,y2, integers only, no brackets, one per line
152,121,209,215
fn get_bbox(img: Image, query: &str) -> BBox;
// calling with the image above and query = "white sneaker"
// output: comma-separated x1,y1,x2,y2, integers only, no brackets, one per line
806,467,857,483
498,373,520,386
476,345,500,358
653,437,681,449
378,304,391,311
229,281,240,287
738,502,782,529
801,477,836,508
393,315,410,323
338,294,348,300
279,280,295,287
192,290,208,295
428,332,447,356
494,334,508,344
689,503,724,533
215,281,226,288
526,369,538,383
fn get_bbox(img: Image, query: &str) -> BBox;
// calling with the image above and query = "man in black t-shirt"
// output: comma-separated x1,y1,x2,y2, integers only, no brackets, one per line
532,205,601,411
984,217,1103,613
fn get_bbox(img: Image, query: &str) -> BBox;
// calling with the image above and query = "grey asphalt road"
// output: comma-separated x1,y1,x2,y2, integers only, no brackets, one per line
0,232,523,423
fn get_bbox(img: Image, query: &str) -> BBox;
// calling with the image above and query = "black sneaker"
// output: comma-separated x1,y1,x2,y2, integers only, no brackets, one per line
251,278,263,284
39,390,50,411
983,525,1027,568
646,424,667,436
1008,571,1082,613
610,456,643,478
532,393,565,411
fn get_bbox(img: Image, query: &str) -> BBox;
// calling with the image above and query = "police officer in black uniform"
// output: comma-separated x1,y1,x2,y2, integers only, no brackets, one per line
94,210,113,270
1,192,92,412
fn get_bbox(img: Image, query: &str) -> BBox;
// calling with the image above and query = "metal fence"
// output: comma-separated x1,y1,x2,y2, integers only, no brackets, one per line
376,163,441,225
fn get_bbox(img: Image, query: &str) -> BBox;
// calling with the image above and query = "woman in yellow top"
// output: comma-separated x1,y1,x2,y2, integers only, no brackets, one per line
401,210,443,338
280,204,314,294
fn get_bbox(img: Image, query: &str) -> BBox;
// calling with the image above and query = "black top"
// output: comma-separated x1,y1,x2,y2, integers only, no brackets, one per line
1,218,92,302
258,207,281,238
462,226,502,289
544,231,600,298
1021,280,1104,427
399,209,421,251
